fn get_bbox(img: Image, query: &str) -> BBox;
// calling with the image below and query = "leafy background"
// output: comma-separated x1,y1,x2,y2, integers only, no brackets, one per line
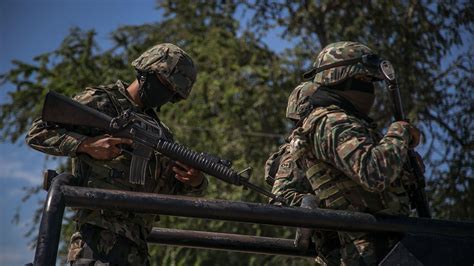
0,0,472,265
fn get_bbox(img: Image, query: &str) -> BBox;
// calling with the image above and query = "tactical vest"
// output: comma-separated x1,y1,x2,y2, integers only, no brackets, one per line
288,105,410,216
264,143,290,187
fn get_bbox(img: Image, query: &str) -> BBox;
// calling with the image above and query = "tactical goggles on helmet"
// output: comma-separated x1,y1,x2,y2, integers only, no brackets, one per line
303,54,383,80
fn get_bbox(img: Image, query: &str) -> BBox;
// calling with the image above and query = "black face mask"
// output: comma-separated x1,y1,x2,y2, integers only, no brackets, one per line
329,78,376,115
138,72,176,109
330,78,375,93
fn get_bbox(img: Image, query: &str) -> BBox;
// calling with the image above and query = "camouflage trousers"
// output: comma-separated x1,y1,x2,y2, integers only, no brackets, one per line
314,231,342,266
338,232,400,266
315,249,342,266
67,224,150,266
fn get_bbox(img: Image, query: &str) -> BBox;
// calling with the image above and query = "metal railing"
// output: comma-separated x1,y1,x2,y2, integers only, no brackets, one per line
33,173,474,265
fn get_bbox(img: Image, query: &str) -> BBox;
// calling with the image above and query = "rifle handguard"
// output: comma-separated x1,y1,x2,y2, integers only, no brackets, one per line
155,139,242,186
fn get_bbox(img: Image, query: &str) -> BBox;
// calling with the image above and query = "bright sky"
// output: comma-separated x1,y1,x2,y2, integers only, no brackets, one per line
0,0,164,264
0,1,292,264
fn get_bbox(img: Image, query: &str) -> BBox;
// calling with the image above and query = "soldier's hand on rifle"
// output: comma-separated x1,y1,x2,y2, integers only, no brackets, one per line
172,161,205,187
77,134,133,160
398,121,421,148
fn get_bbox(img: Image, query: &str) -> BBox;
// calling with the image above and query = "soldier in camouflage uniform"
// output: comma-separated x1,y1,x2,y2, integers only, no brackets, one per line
268,41,421,265
26,43,208,265
265,81,315,206
265,81,342,265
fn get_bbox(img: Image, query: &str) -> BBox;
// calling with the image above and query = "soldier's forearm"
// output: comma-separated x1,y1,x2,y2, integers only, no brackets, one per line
271,178,307,206
322,121,411,193
26,118,88,157
275,190,305,206
347,129,411,192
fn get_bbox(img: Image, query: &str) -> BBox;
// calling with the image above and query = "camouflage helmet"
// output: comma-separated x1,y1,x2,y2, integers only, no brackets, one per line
131,43,196,100
303,41,384,86
286,81,319,121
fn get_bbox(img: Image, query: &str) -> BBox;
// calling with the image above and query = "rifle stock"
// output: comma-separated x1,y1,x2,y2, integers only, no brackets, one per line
42,91,113,130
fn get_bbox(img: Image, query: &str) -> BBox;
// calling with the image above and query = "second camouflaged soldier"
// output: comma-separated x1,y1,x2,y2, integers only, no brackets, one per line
26,43,208,265
265,81,342,265
268,41,421,265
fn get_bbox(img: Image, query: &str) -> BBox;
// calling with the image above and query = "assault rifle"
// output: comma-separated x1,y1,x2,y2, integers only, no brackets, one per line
380,60,432,218
41,91,287,205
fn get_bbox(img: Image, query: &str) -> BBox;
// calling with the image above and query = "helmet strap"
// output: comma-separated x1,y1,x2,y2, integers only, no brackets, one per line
303,54,382,80
137,72,147,90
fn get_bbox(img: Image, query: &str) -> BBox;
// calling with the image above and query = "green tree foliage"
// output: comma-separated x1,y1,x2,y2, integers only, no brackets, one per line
0,0,472,265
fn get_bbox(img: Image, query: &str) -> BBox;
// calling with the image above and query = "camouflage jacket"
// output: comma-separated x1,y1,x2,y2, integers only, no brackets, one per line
309,106,411,193
271,105,412,215
26,80,208,248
